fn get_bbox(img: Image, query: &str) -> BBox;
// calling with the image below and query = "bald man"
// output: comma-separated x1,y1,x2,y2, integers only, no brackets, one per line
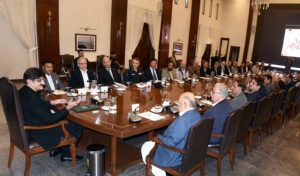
141,92,201,176
176,60,190,80
69,57,95,88
97,56,121,85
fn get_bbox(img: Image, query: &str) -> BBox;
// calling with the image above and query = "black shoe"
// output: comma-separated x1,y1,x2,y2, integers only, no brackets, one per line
49,148,64,157
60,154,84,162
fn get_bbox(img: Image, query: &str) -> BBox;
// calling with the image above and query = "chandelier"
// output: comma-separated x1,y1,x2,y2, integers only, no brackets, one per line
251,0,269,15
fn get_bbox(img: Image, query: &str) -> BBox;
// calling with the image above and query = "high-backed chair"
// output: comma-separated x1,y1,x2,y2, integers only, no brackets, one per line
280,86,297,126
270,90,285,134
235,102,256,155
291,87,300,117
285,86,298,119
145,118,215,176
0,77,77,176
262,92,277,136
60,54,74,74
206,109,242,176
248,96,269,152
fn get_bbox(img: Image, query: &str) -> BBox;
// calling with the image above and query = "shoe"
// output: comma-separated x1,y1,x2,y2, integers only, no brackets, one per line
60,154,84,162
49,148,64,157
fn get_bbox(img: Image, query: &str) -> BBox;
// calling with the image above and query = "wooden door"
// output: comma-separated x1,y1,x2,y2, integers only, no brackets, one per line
229,46,240,62
132,23,155,71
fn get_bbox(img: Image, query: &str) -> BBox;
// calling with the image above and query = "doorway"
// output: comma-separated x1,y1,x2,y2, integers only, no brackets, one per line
229,46,240,62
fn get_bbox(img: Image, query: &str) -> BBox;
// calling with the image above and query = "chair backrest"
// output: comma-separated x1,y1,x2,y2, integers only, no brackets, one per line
292,87,300,103
219,109,243,154
180,118,215,173
0,77,29,151
271,90,285,116
251,96,269,129
236,102,256,139
96,55,106,72
60,54,74,74
286,86,297,108
263,92,277,122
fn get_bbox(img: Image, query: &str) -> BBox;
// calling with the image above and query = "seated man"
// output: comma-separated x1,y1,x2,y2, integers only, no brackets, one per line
278,74,295,91
19,68,83,162
211,62,220,76
188,60,200,77
69,57,95,88
246,77,268,102
264,74,276,95
141,92,200,176
230,80,247,110
161,61,177,80
201,83,233,146
226,61,233,75
200,61,211,77
252,63,260,74
98,56,121,85
239,62,246,74
295,73,300,87
124,58,144,83
231,61,239,75
110,51,120,69
73,50,90,70
176,60,189,80
42,60,64,92
217,61,230,76
144,59,162,82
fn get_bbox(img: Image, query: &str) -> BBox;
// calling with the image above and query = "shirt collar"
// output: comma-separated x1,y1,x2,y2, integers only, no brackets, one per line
179,108,194,116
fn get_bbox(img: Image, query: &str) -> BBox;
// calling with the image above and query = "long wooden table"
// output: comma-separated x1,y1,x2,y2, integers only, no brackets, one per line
52,78,232,175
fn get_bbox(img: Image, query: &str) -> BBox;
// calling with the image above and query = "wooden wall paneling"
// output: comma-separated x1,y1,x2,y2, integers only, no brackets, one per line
158,0,173,68
36,0,60,73
111,0,128,66
187,0,201,65
242,0,253,63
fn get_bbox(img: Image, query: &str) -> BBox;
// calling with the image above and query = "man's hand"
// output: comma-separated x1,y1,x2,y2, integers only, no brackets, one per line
50,99,67,105
66,97,81,110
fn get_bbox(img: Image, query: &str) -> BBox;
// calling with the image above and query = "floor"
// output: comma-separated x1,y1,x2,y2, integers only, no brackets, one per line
0,83,299,175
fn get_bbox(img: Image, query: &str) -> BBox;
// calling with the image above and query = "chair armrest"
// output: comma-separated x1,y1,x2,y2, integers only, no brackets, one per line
211,133,224,138
153,137,184,154
24,120,70,139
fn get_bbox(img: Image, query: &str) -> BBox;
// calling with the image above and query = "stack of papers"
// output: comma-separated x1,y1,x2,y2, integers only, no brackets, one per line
114,82,127,88
200,100,214,106
138,112,165,121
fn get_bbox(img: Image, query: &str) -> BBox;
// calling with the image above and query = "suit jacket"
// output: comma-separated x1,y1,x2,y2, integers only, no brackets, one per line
230,92,248,110
231,66,239,75
188,66,200,77
124,68,145,83
265,82,276,95
98,67,121,85
176,67,189,80
211,67,220,76
239,66,246,74
44,73,64,91
153,109,201,167
200,67,211,77
161,68,177,80
19,85,69,150
201,99,233,145
278,80,295,92
217,66,229,75
144,67,162,82
73,57,90,70
246,85,268,102
69,69,95,88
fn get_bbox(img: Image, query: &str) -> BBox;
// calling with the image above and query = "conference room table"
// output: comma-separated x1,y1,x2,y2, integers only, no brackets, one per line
50,77,237,175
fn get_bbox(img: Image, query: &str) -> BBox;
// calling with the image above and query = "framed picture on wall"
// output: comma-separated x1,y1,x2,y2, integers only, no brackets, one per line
173,42,183,55
75,34,97,51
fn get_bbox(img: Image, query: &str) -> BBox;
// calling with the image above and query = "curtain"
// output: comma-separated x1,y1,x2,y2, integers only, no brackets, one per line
0,0,37,67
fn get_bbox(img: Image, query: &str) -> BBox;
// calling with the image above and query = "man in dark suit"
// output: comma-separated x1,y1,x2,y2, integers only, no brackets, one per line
230,80,247,110
141,92,201,175
98,56,121,85
110,51,120,70
144,59,162,82
278,74,295,91
239,62,246,74
246,77,268,102
73,50,90,70
201,83,233,146
211,62,220,76
264,74,276,95
218,61,229,75
124,58,145,83
42,60,64,92
69,57,95,88
200,61,211,77
19,68,83,162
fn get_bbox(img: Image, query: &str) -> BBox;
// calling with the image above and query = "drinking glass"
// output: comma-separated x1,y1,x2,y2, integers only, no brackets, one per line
109,96,117,114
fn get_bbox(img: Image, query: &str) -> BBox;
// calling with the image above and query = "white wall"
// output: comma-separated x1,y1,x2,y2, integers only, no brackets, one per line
0,13,30,79
168,0,192,62
59,0,111,62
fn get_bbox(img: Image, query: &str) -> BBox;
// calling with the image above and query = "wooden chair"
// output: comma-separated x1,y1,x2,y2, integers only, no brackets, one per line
269,90,285,134
235,102,256,155
262,92,277,136
145,118,215,176
206,109,242,176
248,96,269,152
0,77,77,176
290,87,300,118
60,54,74,74
280,86,297,126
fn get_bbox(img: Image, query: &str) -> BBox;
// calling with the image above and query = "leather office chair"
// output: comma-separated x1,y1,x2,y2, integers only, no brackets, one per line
145,118,215,176
262,92,277,136
248,96,268,152
206,109,242,176
60,54,74,75
0,77,77,176
235,102,256,155
269,90,285,134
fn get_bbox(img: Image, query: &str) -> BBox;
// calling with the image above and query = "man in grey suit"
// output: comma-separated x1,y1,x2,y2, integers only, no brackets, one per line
42,60,64,92
230,80,247,110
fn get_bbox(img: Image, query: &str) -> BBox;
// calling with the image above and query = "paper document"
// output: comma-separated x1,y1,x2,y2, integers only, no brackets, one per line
138,112,165,121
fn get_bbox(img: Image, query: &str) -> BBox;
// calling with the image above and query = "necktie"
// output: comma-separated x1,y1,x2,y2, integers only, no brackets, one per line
152,69,158,80
107,68,114,81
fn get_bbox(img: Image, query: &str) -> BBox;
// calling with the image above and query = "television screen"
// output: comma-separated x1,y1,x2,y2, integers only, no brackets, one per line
281,28,300,58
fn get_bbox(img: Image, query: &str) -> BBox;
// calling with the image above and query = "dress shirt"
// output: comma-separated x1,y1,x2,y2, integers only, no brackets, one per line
151,68,158,80
80,69,90,88
179,108,194,117
45,74,55,91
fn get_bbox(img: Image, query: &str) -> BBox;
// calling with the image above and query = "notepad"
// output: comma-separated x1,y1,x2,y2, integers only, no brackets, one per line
72,104,100,113
138,112,164,121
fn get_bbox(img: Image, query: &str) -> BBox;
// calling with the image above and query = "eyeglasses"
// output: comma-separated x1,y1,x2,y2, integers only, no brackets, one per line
34,78,45,83
211,91,222,95
78,62,87,65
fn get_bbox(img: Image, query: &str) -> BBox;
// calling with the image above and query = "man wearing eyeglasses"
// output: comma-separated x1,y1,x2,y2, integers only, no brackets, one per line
201,83,233,146
69,57,95,88
19,68,84,162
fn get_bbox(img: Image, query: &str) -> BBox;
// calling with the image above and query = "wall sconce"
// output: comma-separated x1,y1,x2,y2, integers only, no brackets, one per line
174,0,189,8
174,0,178,4
117,22,123,38
80,26,97,31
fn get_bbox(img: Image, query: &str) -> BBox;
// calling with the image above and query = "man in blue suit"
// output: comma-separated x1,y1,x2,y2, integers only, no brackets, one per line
202,83,233,145
141,92,201,176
